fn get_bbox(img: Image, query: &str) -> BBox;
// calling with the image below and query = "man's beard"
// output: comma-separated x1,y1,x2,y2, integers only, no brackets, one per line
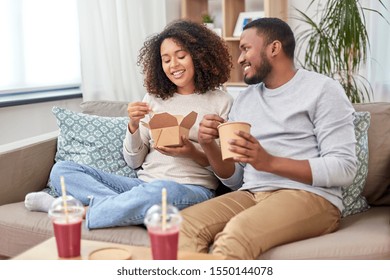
244,52,272,85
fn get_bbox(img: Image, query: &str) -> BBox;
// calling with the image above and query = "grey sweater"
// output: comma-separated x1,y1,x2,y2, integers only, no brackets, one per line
221,69,357,211
123,90,233,190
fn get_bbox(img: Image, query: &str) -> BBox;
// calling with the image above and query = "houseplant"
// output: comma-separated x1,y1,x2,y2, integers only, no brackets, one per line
201,12,215,29
294,0,387,103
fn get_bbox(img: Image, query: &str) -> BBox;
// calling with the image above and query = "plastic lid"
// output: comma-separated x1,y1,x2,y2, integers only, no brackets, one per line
144,204,182,228
48,195,84,220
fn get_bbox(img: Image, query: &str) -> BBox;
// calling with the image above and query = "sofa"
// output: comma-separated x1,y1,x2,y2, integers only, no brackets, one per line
0,100,389,260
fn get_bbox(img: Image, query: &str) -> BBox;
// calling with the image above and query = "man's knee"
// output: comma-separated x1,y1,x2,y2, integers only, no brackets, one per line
179,211,211,253
211,216,259,259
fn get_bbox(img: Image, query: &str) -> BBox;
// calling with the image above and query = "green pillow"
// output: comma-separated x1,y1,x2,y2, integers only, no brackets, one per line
342,111,370,217
52,106,137,177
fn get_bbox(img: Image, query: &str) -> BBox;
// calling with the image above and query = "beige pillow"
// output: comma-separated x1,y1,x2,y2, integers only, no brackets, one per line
80,100,129,117
353,102,390,206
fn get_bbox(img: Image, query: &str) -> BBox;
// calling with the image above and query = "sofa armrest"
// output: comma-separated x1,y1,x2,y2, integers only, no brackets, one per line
0,131,58,206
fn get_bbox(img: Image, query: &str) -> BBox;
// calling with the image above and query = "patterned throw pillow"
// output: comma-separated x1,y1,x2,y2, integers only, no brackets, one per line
52,106,137,177
342,111,371,217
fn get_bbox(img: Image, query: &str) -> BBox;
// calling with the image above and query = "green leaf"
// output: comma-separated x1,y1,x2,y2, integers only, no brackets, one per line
293,0,387,103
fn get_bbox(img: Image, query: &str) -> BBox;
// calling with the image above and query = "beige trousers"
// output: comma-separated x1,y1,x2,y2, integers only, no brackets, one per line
179,189,340,259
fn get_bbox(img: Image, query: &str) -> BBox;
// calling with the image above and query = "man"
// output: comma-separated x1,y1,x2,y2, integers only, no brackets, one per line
178,18,357,260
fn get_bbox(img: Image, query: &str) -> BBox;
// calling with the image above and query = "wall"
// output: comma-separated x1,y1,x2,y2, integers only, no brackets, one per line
165,0,181,23
0,98,82,145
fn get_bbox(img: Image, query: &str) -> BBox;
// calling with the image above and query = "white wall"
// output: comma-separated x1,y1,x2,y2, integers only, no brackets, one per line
165,0,181,23
0,98,82,145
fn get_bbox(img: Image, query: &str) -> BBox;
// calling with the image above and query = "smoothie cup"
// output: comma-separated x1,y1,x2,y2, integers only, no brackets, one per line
144,204,182,260
48,195,84,258
218,121,251,161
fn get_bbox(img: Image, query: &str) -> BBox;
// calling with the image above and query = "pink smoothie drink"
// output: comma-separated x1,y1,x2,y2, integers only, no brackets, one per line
53,219,82,258
48,195,84,259
148,226,179,260
144,204,182,260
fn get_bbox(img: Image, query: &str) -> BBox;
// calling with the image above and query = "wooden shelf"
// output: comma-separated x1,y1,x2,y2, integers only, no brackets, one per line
181,0,208,23
181,0,288,86
224,37,240,42
225,82,247,87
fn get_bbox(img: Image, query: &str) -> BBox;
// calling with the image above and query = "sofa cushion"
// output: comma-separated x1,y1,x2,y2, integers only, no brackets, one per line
353,103,390,206
52,106,137,178
258,206,390,260
342,111,370,217
0,202,149,258
2,202,388,259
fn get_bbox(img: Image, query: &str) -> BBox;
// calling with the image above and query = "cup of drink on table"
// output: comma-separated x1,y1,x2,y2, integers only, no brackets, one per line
144,188,182,260
218,121,251,161
48,176,84,258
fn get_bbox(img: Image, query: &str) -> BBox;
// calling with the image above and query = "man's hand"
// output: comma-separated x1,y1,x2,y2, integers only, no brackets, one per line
198,114,226,145
228,130,272,171
197,114,235,177
228,130,313,185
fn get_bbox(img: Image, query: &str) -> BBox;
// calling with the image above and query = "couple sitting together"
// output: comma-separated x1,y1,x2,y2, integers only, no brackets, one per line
25,18,357,260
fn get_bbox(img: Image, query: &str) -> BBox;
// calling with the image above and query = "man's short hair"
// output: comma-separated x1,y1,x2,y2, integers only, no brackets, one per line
244,17,295,59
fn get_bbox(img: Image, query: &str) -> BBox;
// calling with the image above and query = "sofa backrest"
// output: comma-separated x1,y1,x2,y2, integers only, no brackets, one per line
80,100,129,117
353,102,390,206
0,132,58,206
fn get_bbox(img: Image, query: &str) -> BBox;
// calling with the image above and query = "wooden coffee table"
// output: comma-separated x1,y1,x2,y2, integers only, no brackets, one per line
12,237,223,260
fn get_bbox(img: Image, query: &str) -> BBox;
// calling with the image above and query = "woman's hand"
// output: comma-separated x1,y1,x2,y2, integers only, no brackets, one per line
127,102,151,133
155,136,210,167
155,136,195,158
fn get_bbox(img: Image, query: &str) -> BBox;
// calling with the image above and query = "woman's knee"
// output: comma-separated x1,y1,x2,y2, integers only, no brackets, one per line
50,161,67,184
50,161,81,190
51,161,79,176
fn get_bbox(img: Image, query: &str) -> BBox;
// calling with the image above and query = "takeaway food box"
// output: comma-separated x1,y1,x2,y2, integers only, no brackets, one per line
142,111,198,147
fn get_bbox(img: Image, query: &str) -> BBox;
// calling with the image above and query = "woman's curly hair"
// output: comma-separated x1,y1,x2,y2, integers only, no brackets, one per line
137,19,232,99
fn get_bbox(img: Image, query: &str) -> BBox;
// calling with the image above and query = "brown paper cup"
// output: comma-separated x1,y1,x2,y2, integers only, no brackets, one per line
218,122,251,161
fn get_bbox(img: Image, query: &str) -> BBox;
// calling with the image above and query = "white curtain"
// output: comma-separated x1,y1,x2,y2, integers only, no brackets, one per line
363,0,390,102
0,0,81,92
77,0,167,102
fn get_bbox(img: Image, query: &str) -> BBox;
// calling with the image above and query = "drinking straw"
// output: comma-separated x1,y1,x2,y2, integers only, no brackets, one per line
60,176,69,223
162,188,167,231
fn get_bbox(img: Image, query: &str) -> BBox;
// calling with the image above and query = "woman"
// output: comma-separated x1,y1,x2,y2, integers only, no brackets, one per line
25,19,233,229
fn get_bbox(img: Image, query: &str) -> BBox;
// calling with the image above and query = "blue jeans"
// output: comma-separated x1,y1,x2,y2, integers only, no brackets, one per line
50,161,214,229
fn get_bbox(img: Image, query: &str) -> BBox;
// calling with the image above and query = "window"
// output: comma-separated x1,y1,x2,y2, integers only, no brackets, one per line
0,0,81,101
366,1,390,101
